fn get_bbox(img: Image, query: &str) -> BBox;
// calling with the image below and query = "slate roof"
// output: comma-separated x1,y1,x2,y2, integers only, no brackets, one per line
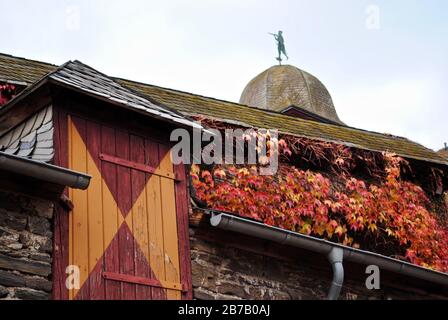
0,105,54,162
49,61,203,129
1,52,447,166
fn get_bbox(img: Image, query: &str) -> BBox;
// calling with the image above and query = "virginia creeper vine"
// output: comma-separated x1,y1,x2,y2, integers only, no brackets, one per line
191,119,448,272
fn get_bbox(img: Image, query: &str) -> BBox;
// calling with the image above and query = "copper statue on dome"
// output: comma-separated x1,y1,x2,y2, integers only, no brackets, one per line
269,30,289,65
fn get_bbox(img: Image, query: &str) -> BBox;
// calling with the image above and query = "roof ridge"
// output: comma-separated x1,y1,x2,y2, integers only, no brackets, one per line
115,76,257,109
0,60,71,115
64,61,189,119
51,60,171,109
117,77,342,125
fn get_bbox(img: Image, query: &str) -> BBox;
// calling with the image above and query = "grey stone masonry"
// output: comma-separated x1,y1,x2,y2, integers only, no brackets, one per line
0,190,53,300
190,221,448,300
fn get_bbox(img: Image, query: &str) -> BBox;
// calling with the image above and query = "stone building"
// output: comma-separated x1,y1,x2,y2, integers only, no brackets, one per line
0,53,447,300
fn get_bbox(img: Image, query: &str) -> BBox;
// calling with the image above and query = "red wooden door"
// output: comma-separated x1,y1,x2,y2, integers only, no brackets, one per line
63,115,189,300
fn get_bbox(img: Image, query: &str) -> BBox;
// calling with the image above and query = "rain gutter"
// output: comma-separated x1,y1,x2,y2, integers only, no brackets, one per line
208,211,448,300
0,152,91,189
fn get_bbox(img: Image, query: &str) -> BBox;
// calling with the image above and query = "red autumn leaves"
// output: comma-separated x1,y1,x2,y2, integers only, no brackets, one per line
0,84,16,106
191,152,448,273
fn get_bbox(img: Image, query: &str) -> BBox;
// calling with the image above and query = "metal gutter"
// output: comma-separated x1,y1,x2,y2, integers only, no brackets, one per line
0,152,91,189
209,211,448,299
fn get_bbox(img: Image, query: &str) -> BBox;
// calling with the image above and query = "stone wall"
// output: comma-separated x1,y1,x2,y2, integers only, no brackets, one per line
0,190,54,300
190,215,448,300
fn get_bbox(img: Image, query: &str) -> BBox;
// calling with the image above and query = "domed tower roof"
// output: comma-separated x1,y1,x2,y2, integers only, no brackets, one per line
240,65,343,124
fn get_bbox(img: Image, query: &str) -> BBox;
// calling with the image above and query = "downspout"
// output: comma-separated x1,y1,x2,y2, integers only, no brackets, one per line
210,213,345,300
327,247,344,300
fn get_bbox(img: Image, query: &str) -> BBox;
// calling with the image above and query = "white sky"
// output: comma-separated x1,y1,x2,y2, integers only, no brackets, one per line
1,0,447,151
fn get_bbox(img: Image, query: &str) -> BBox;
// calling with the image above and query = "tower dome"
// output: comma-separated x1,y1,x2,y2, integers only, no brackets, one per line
240,65,343,124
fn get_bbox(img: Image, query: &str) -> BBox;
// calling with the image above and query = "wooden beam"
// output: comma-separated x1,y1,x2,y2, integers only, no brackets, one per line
102,272,185,292
59,194,74,211
99,153,179,181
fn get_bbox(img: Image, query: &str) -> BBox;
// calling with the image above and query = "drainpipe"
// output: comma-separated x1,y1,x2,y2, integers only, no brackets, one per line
210,213,346,300
327,247,344,300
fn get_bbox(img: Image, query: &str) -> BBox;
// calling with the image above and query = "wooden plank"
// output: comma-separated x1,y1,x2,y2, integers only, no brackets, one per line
145,139,166,299
129,134,152,300
158,144,181,300
115,130,136,300
102,272,184,292
86,121,105,299
69,117,90,299
174,162,193,300
99,153,178,181
68,115,74,301
52,106,69,300
101,125,121,300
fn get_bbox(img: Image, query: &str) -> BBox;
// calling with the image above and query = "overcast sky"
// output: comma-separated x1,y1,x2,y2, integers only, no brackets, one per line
1,0,447,151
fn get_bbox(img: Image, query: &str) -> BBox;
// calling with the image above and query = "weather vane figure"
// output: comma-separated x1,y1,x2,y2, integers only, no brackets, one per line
269,30,289,65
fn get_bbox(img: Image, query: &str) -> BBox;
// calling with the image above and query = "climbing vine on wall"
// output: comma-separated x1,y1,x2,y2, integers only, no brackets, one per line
191,119,448,272
0,83,16,106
